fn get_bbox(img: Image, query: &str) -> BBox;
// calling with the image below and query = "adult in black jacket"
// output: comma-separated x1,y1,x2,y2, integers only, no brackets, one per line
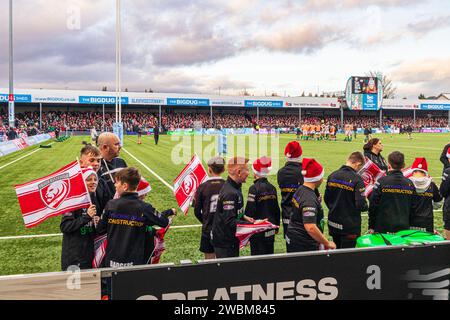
324,152,368,248
287,158,336,252
96,167,176,268
192,156,226,259
212,157,253,258
60,168,99,271
439,143,450,172
369,151,414,233
363,138,388,172
277,141,304,242
245,157,281,255
97,132,128,195
409,158,442,233
439,167,450,240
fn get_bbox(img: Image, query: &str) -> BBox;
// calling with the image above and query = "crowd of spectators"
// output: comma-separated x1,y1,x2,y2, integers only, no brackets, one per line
1,109,449,141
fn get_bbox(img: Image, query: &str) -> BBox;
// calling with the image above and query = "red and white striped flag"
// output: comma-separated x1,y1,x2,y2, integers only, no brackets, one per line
173,155,208,215
14,160,91,228
236,221,279,249
150,220,172,264
357,158,386,197
92,234,108,268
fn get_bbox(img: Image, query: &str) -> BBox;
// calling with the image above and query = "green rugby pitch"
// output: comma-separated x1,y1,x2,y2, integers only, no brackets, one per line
0,133,446,275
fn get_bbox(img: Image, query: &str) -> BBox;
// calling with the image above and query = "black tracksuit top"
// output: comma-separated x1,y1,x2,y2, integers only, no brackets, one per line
411,182,442,232
212,177,246,248
369,170,415,233
277,161,304,226
96,192,173,268
325,165,368,236
60,193,100,270
440,143,450,171
193,177,226,237
244,177,281,240
439,167,450,224
287,185,324,248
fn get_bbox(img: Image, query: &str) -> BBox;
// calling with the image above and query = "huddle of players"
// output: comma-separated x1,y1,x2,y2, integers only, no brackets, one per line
299,124,337,141
194,140,450,260
61,132,176,271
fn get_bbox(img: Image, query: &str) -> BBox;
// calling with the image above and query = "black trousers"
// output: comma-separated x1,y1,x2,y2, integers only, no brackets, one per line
250,237,274,256
214,246,239,259
154,135,159,145
332,234,358,249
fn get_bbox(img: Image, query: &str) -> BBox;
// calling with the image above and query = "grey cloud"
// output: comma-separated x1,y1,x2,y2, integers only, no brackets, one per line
303,0,424,11
408,15,450,37
249,23,346,54
152,38,238,66
390,58,450,96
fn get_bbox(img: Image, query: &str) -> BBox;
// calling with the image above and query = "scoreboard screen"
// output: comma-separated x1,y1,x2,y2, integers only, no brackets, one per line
352,77,378,94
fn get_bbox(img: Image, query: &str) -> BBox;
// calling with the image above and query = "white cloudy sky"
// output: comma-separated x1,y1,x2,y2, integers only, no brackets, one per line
0,0,449,98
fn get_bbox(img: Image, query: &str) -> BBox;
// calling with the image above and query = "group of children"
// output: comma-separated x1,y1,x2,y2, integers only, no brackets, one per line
60,144,176,272
61,138,450,272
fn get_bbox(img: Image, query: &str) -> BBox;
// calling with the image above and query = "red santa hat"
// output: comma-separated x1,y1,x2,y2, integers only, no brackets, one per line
301,158,324,183
137,177,151,197
81,167,96,181
410,157,429,175
284,141,302,162
252,156,272,177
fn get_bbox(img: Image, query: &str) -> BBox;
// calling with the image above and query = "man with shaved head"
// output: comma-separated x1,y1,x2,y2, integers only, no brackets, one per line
97,132,128,195
212,156,254,258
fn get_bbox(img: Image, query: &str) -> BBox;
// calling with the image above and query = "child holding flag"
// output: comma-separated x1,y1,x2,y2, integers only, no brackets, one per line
60,167,99,271
96,167,176,268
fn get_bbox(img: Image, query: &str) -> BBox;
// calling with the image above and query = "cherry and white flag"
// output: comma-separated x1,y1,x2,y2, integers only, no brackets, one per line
236,221,279,249
150,219,172,264
173,155,208,215
14,160,91,228
357,158,386,197
92,234,108,268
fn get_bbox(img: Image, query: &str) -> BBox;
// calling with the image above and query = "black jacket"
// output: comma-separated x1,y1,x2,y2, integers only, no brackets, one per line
244,177,281,240
369,170,415,233
211,177,246,248
411,182,442,232
439,167,450,224
440,143,450,170
277,161,303,226
286,186,324,249
324,165,368,236
364,150,388,172
193,177,226,237
95,177,113,215
98,157,128,195
96,192,174,268
60,193,100,271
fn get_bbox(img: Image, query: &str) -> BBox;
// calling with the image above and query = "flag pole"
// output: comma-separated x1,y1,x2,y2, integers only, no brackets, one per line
8,0,15,128
77,157,92,205
102,158,115,187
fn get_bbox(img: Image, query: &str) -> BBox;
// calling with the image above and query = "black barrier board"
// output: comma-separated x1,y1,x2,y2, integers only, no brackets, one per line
111,243,450,300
